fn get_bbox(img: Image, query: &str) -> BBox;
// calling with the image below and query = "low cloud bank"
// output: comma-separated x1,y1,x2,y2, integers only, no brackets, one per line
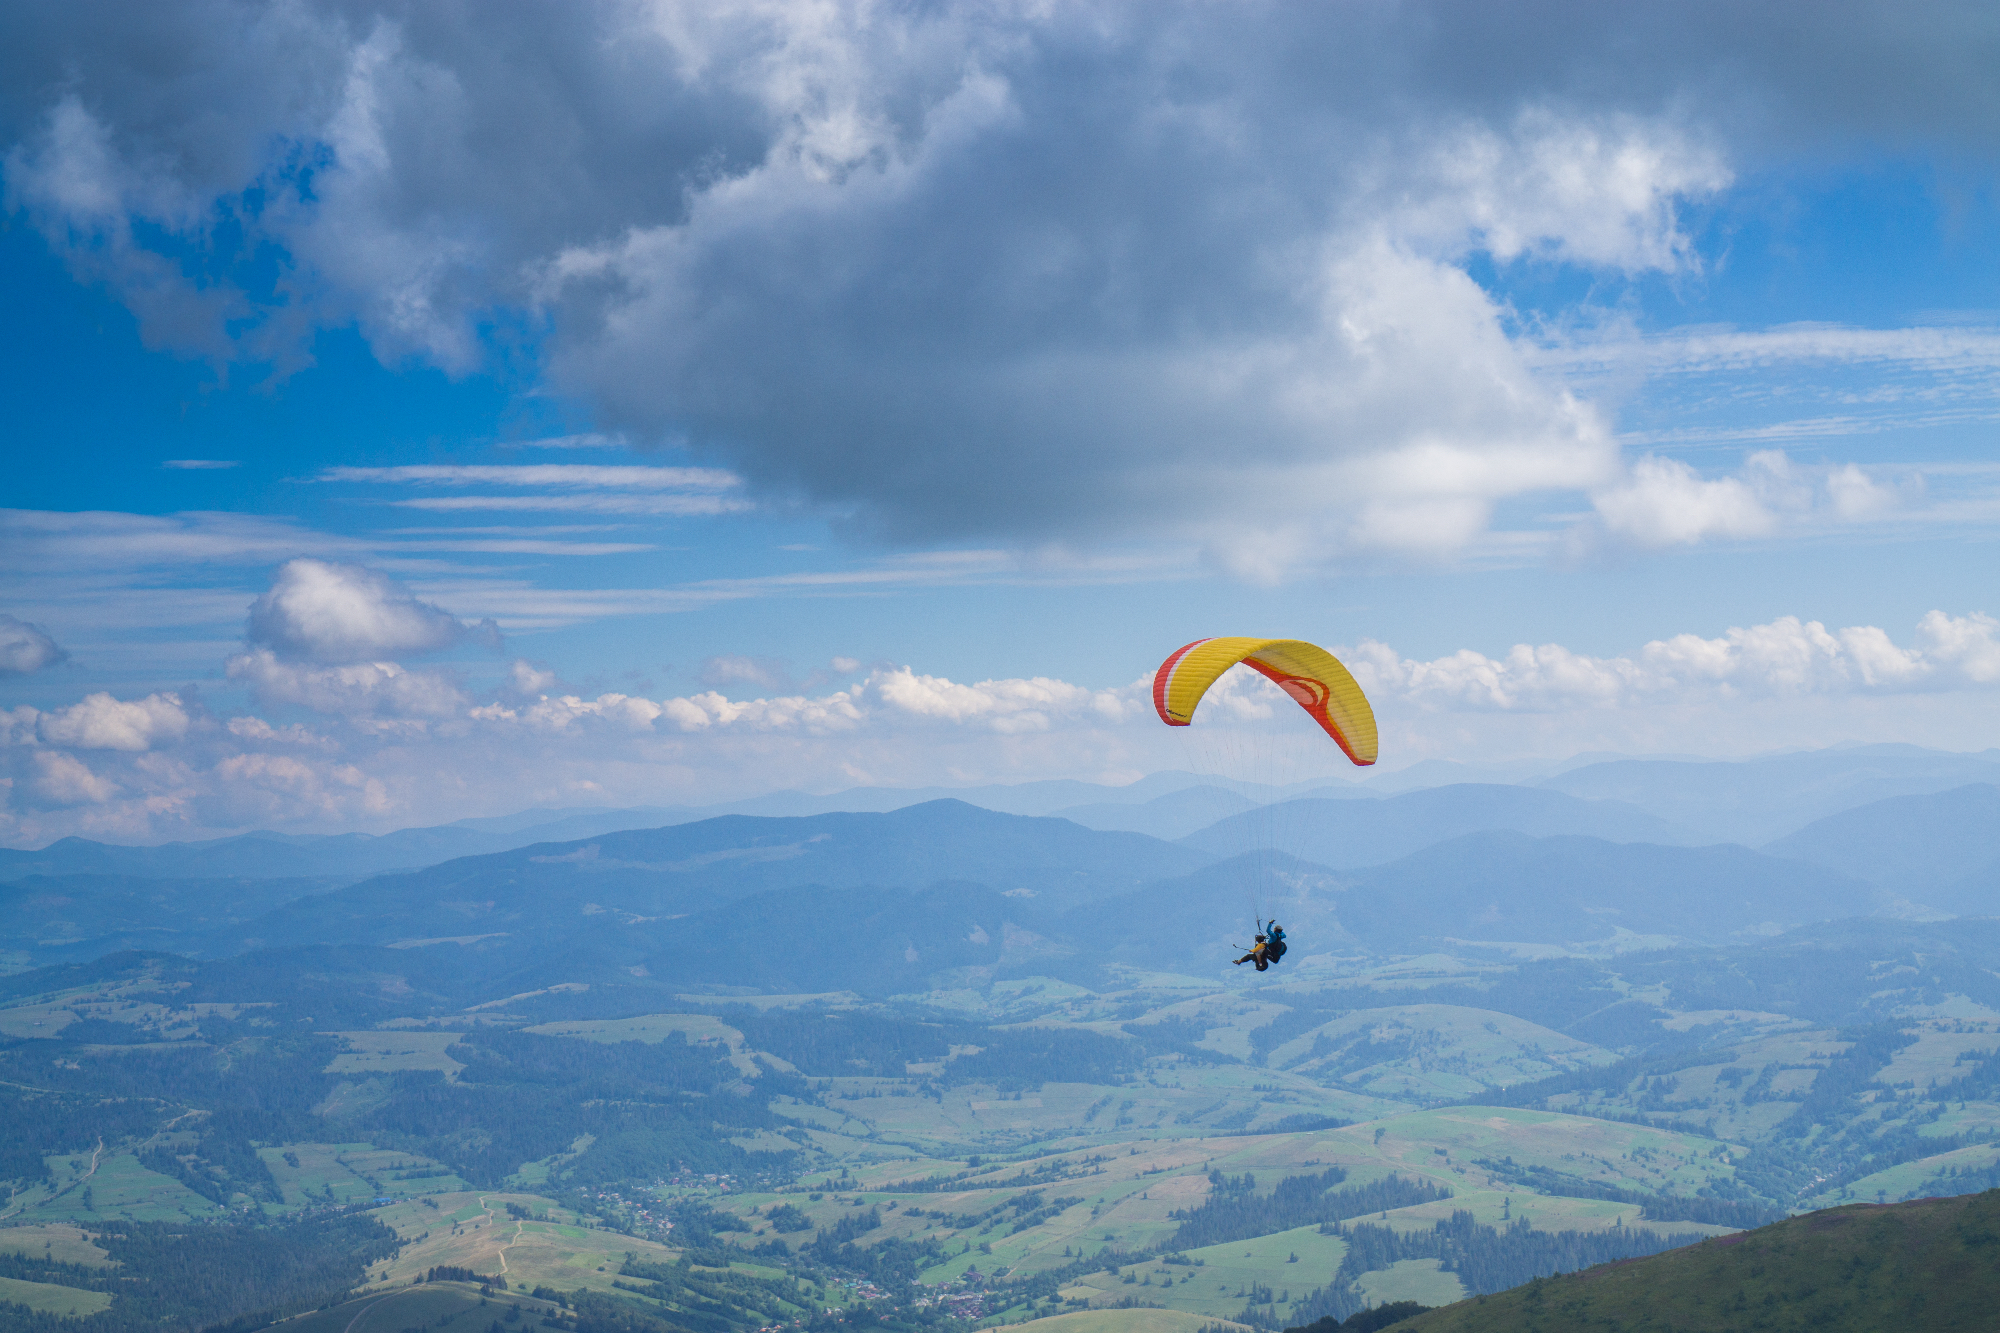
4,610,1999,845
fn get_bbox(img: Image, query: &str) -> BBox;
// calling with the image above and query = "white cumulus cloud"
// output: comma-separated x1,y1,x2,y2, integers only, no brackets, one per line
31,750,120,807
246,559,498,663
1590,455,1777,548
37,692,191,751
6,610,2000,845
1347,612,2000,712
227,648,468,720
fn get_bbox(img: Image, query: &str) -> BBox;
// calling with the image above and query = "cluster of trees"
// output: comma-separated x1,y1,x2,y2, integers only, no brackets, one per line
722,1011,955,1077
1290,1211,1705,1324
717,1009,1145,1091
615,1254,814,1332
762,1203,813,1233
884,1153,1111,1196
1169,1168,1453,1250
898,1189,1083,1233
0,1085,164,1186
449,1031,735,1097
1474,1157,1782,1229
943,1029,1139,1091
1281,1303,1432,1333
357,1028,793,1188
1120,1019,1233,1066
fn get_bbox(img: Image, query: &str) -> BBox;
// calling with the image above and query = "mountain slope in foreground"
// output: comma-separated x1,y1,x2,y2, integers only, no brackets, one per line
1398,1189,2000,1332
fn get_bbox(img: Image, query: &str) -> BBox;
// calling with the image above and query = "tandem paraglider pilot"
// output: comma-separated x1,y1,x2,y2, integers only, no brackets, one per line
1152,636,1376,973
1234,921,1288,971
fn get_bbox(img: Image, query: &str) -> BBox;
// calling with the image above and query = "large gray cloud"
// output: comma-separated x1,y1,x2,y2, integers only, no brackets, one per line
6,2,1997,571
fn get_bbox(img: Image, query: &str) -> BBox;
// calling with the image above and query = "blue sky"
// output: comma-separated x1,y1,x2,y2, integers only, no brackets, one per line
4,2,2000,843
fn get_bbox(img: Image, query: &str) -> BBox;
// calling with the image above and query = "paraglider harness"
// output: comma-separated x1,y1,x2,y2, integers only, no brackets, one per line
1235,919,1288,971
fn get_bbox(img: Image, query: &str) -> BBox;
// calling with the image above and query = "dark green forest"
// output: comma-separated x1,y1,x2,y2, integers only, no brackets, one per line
0,1215,398,1333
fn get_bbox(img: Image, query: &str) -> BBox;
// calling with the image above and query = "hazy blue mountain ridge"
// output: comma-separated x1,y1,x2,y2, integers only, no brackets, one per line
0,813,676,882
194,801,1212,959
1048,784,1265,837
1180,783,1703,866
0,771,1257,881
1334,831,1877,951
0,873,344,963
1760,782,2000,911
0,794,1918,983
1067,849,1350,970
1543,745,2000,844
1072,830,1878,973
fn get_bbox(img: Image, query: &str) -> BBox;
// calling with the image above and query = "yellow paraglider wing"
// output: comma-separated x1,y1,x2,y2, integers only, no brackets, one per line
1151,637,1378,766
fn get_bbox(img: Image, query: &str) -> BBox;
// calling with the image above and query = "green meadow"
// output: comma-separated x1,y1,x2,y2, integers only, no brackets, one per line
260,1143,472,1208
0,1274,113,1316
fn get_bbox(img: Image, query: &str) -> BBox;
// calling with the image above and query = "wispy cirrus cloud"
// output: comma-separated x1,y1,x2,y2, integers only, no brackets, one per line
387,494,748,516
504,433,626,450
315,464,741,490
1544,323,2000,377
316,463,753,517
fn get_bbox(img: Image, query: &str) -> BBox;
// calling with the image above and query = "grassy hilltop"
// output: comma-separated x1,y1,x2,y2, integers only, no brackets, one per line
1397,1188,2000,1332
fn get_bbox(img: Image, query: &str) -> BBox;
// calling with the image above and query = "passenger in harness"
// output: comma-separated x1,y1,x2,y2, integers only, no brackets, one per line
1233,921,1288,971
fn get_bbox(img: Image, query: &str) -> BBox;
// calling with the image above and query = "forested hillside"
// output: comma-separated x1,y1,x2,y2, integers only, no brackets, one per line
1394,1189,2000,1332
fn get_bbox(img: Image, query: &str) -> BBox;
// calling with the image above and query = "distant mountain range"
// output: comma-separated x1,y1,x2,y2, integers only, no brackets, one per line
0,873,343,962
1332,830,1878,952
0,797,1886,995
0,810,681,882
12,744,2000,885
1541,744,2000,845
0,771,1279,882
1760,782,2000,914
8,745,2000,986
193,800,1208,960
1181,783,1701,866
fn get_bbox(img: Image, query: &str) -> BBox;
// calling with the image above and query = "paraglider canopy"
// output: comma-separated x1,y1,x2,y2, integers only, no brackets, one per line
1151,637,1378,766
